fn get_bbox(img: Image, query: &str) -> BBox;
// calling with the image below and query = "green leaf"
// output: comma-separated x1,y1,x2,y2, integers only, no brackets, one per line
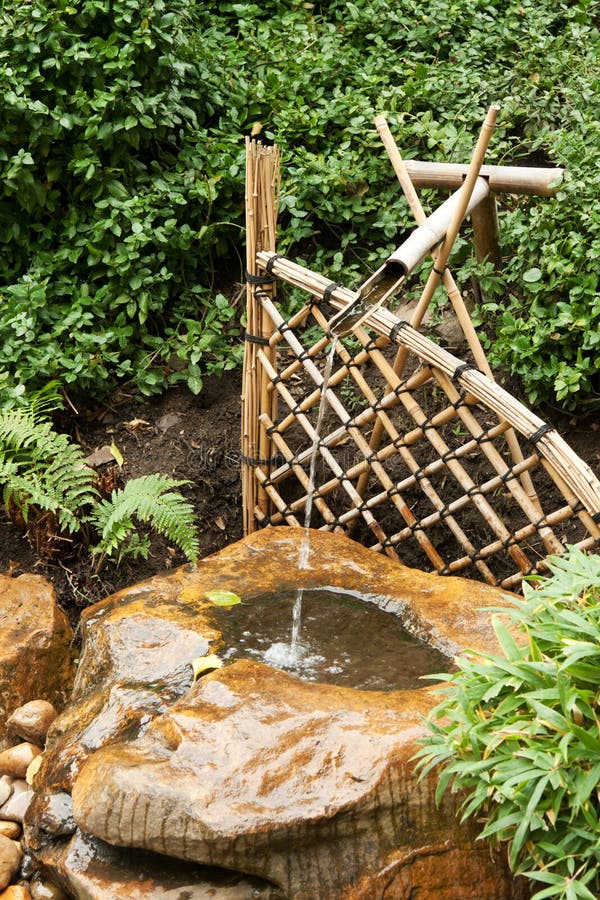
523,267,543,283
205,589,242,607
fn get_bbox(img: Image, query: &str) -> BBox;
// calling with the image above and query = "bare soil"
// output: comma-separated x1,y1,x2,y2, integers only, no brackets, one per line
1,364,599,627
0,372,245,622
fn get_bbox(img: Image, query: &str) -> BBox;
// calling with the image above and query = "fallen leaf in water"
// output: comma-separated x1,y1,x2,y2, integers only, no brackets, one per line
205,589,242,607
191,654,223,680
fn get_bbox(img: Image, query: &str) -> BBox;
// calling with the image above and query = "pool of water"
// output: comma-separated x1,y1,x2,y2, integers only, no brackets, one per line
212,589,451,691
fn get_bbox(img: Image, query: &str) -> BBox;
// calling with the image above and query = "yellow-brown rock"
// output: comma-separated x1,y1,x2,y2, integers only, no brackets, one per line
0,825,19,842
40,831,281,899
0,745,42,781
0,575,74,749
25,528,528,899
0,885,32,899
0,833,22,891
6,702,58,746
71,657,524,899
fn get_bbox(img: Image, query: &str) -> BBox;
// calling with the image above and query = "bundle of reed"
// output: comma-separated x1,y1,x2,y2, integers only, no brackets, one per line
241,137,280,534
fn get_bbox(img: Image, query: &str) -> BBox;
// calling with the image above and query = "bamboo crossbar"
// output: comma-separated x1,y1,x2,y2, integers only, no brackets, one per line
404,160,564,195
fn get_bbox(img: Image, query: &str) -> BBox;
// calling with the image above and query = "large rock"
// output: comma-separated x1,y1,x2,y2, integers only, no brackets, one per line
41,831,281,899
24,528,528,898
0,575,74,749
71,658,524,899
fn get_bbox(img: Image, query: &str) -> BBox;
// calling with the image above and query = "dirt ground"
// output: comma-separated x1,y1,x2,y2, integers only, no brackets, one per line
0,372,245,620
1,361,599,626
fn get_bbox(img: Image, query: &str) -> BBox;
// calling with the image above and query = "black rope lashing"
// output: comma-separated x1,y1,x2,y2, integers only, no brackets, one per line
265,254,284,275
245,269,276,285
525,423,555,449
240,452,283,468
453,362,480,381
244,331,270,346
432,264,447,276
389,320,410,344
322,282,342,304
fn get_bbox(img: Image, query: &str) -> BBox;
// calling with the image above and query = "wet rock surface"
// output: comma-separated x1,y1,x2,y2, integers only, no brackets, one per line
72,657,523,898
17,529,528,897
0,576,74,749
42,831,282,899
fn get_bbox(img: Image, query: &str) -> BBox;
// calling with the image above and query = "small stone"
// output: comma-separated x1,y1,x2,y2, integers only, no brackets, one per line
29,879,67,900
0,781,33,823
0,785,11,809
6,702,58,746
0,823,20,840
0,745,42,781
0,886,33,899
0,833,22,891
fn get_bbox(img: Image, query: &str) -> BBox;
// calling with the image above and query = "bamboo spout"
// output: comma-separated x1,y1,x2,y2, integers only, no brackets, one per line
328,175,490,336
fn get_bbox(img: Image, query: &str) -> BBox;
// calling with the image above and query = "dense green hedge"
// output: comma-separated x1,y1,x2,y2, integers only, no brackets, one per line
0,0,242,396
1,0,599,408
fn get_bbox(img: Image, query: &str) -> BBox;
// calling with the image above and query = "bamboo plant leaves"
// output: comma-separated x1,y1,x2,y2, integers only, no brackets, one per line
415,547,600,900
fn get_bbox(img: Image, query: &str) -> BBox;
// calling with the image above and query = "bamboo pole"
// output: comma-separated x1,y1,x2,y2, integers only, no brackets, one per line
354,113,542,515
404,160,563,195
354,107,499,500
242,138,280,533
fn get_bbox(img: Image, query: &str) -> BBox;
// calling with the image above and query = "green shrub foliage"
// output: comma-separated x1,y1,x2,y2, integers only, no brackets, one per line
1,0,598,408
416,548,600,900
0,0,241,396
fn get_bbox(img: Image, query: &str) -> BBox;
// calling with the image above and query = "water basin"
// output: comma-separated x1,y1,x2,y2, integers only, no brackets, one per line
215,588,450,690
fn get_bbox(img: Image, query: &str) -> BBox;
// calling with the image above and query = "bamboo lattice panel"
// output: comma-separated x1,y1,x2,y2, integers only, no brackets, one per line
247,291,600,591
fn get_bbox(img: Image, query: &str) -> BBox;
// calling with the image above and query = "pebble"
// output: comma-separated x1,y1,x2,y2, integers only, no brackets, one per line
0,886,32,899
0,824,20,841
29,879,67,900
6,703,58,746
0,785,11,810
0,746,42,781
0,833,22,891
0,781,33,824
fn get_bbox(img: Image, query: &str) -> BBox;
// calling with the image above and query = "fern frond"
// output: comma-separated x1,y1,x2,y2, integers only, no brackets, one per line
0,404,98,533
90,474,199,564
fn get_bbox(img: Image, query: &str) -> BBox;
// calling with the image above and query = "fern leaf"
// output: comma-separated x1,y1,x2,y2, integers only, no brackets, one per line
0,403,97,534
90,474,199,564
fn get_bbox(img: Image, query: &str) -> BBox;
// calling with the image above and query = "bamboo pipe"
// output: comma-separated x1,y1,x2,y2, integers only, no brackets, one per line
404,159,563,196
327,177,490,336
471,193,502,270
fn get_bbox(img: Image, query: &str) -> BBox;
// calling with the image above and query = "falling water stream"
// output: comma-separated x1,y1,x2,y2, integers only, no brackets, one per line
266,338,338,669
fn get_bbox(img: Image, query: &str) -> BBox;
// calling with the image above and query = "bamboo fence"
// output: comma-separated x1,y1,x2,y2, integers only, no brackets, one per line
241,128,600,588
